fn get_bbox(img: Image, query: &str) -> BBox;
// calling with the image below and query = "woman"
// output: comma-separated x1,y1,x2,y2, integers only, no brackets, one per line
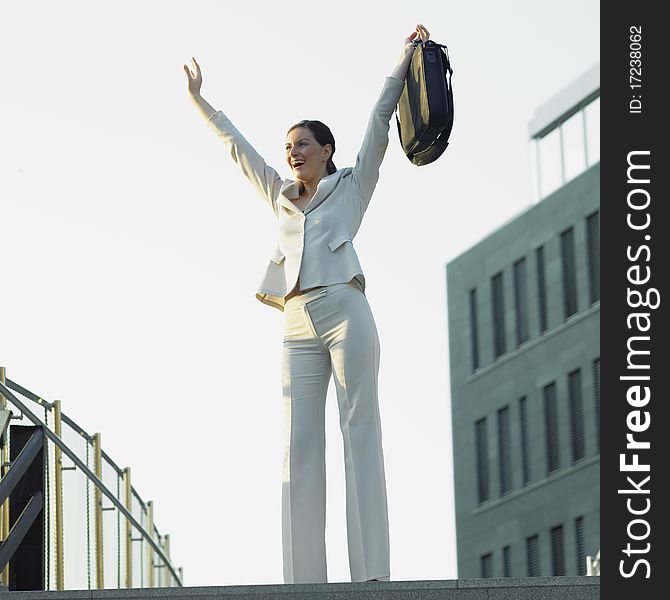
184,24,430,584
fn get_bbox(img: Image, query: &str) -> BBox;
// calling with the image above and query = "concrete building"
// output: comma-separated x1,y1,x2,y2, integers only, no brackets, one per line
446,64,600,578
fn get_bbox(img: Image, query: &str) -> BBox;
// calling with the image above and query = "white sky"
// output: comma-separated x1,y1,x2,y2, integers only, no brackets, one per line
0,0,599,588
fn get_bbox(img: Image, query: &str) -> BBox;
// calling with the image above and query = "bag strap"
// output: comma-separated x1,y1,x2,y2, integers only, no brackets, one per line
413,39,454,75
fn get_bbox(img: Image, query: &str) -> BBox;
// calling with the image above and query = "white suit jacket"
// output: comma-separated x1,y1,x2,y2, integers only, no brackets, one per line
206,76,405,311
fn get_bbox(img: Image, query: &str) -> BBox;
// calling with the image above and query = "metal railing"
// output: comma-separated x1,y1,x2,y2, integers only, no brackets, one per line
0,367,183,590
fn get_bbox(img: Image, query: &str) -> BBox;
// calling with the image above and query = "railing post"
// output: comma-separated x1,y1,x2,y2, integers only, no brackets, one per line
123,467,132,588
0,366,9,588
93,433,104,589
162,534,170,587
53,400,65,590
146,501,154,588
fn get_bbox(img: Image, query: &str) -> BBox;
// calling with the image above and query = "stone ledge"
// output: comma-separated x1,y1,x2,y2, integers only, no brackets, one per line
0,577,599,600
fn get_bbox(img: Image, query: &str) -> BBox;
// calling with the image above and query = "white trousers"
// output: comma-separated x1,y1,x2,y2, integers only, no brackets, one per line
281,281,390,583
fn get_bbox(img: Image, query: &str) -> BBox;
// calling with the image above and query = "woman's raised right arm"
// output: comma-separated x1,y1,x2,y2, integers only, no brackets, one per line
184,57,283,213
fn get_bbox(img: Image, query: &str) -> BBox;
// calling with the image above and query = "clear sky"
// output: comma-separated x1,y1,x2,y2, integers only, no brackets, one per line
0,0,599,588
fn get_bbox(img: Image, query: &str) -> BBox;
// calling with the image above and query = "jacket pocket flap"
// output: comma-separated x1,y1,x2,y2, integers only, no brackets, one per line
328,237,352,252
270,247,285,264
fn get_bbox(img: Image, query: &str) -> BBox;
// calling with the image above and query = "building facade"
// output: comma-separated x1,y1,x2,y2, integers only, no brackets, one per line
446,65,600,578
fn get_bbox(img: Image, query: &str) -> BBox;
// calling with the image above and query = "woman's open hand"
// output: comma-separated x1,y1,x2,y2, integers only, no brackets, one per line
183,57,203,98
404,23,430,48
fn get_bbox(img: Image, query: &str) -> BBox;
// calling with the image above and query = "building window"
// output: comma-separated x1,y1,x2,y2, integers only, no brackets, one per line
593,358,601,452
476,418,489,504
575,517,586,575
526,534,540,577
519,396,531,485
585,96,600,166
480,552,493,578
562,110,588,182
560,227,578,319
543,382,560,474
469,288,480,372
537,127,563,198
551,525,565,576
491,272,506,358
533,94,600,201
536,246,548,333
503,545,512,578
586,211,600,304
568,369,585,463
513,258,529,346
498,406,512,495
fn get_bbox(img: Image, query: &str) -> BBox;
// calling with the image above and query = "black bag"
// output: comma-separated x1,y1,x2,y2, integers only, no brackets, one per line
396,39,454,166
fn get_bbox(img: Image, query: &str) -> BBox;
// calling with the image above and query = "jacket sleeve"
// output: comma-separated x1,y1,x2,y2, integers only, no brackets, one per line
351,76,405,213
207,110,283,214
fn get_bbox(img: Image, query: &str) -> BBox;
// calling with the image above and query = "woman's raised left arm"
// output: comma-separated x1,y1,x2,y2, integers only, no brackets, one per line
351,25,430,213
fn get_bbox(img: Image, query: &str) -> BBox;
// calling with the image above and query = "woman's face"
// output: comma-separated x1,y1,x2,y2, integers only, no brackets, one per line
285,127,331,183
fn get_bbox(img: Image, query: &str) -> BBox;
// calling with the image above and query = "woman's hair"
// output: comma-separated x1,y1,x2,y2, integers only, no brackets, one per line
287,120,337,175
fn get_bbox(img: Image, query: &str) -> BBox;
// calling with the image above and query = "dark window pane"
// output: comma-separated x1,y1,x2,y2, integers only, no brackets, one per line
481,552,493,578
561,227,578,318
551,525,565,576
526,534,540,577
491,272,506,358
476,418,489,503
498,406,512,495
536,246,548,333
470,288,480,372
575,517,586,575
568,369,585,463
543,382,560,474
586,211,600,304
520,396,531,485
593,358,601,452
503,545,512,578
514,258,529,346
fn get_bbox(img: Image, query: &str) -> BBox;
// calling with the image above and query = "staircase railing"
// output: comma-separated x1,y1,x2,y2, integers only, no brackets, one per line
0,367,183,591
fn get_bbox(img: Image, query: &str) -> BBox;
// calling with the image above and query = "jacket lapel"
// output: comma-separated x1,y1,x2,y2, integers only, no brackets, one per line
279,171,344,215
279,180,302,214
303,171,343,214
